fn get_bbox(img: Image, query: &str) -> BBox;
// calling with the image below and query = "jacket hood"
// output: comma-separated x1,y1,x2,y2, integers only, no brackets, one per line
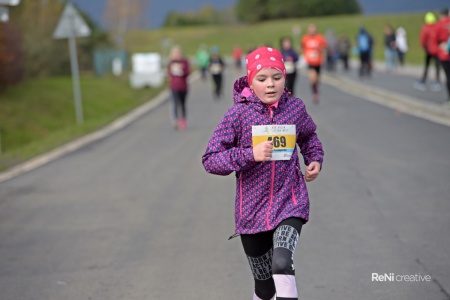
232,76,290,106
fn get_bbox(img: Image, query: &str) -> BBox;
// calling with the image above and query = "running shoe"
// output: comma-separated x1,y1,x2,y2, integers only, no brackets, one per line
178,118,187,131
413,81,426,91
313,94,319,104
429,82,442,92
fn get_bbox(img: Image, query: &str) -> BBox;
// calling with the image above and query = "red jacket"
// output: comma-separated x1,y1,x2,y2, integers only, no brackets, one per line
168,59,190,91
420,23,438,55
434,16,450,61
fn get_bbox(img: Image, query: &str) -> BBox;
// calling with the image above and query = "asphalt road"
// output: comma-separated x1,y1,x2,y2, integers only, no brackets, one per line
0,68,449,300
336,61,448,105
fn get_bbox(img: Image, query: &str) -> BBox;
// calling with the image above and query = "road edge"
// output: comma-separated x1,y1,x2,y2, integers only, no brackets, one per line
322,73,450,128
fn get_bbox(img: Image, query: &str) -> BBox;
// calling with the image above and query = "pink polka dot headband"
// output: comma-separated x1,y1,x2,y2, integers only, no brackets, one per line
245,46,286,85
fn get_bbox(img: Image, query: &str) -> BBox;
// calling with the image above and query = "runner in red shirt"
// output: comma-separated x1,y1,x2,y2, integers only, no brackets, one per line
301,24,327,103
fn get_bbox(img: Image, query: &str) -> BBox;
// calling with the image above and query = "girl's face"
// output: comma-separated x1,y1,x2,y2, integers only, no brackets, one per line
171,48,182,60
281,39,291,50
250,68,285,105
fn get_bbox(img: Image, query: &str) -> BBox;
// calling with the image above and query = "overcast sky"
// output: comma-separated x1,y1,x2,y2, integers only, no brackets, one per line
69,0,235,28
69,0,449,29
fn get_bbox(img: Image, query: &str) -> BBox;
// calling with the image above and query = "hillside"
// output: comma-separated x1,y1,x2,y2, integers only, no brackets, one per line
125,12,425,64
70,0,448,28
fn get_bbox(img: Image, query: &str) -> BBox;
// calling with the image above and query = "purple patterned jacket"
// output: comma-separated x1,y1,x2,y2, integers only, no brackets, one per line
202,76,324,234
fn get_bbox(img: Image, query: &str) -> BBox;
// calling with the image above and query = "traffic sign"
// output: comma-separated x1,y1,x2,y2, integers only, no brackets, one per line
53,2,91,39
0,0,20,5
0,6,8,22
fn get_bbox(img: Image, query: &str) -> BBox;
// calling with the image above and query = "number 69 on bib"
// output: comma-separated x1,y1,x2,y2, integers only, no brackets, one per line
252,125,296,161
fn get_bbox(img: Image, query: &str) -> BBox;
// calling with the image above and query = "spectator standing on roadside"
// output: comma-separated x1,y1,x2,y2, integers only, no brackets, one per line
384,24,397,72
431,7,450,104
356,27,374,78
414,12,441,92
337,35,351,71
325,28,338,72
395,27,408,66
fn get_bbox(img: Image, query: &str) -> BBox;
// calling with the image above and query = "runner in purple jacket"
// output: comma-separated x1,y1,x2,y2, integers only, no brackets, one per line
202,47,324,300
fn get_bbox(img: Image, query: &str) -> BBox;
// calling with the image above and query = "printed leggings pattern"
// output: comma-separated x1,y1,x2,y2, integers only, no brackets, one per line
241,218,304,300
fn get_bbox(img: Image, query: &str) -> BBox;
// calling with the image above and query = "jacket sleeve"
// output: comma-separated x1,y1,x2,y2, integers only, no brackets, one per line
292,50,299,62
420,26,427,48
184,60,190,78
436,22,449,43
202,108,256,175
296,101,324,167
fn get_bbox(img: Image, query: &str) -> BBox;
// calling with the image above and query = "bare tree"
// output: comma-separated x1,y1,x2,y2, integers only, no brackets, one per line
104,0,150,49
0,22,24,87
17,0,67,77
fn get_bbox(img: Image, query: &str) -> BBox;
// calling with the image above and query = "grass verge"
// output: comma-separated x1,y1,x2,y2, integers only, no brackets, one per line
0,74,166,171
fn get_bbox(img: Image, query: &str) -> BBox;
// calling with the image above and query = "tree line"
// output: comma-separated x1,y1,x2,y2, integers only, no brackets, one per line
163,6,236,27
236,0,361,23
163,0,361,27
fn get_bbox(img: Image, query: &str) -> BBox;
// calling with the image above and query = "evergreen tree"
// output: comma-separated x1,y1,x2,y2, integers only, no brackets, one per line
236,0,360,22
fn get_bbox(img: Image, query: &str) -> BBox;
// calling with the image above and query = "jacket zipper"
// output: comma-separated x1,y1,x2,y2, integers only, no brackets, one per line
291,186,298,205
292,166,302,205
267,106,275,229
239,173,243,218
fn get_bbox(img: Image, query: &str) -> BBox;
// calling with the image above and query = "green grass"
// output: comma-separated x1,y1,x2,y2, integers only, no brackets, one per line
126,12,425,64
0,74,165,171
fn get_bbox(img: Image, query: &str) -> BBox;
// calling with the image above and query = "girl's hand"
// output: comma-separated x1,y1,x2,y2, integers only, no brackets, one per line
305,161,321,182
253,141,273,162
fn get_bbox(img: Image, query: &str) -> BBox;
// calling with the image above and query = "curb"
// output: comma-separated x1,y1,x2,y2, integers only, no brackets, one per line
322,73,450,128
0,72,200,183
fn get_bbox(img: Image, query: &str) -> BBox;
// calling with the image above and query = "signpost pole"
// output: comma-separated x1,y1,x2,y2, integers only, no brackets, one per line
53,2,90,125
68,16,84,125
0,126,3,155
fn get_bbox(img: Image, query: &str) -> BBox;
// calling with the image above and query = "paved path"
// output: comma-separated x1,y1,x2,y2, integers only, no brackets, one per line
335,60,448,105
0,68,449,300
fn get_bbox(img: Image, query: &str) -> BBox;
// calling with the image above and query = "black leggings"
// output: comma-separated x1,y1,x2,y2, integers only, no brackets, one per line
421,52,441,83
440,60,450,100
241,217,305,300
212,74,223,98
359,51,371,77
285,72,297,96
171,90,187,119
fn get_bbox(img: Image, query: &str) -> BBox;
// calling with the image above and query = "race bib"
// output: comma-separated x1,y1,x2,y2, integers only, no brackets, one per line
170,63,184,76
210,63,222,74
307,50,319,60
284,61,296,74
252,125,296,161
